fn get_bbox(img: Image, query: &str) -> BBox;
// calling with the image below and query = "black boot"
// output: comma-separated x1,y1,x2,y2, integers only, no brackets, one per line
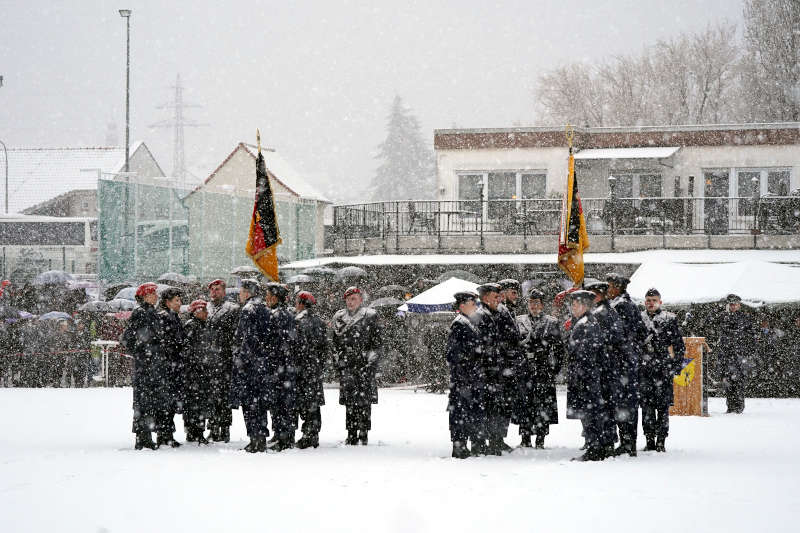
243,436,266,453
535,435,545,449
519,435,532,448
655,437,666,452
644,436,657,451
470,439,488,456
452,441,470,459
358,430,369,446
135,432,157,450
218,426,230,443
208,426,220,442
345,430,358,445
297,434,319,449
157,433,181,448
572,446,606,462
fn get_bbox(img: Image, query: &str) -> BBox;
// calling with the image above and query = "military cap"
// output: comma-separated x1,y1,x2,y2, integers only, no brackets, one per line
568,290,596,304
453,290,478,304
605,272,630,288
497,279,521,291
343,286,362,299
264,282,289,298
477,283,501,295
584,280,609,293
135,282,158,299
296,290,316,306
726,294,742,304
208,278,226,290
526,288,545,301
645,288,661,298
239,278,261,295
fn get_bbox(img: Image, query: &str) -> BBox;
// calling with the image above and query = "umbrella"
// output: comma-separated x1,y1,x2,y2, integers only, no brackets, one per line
67,280,96,290
369,296,405,308
104,283,131,301
286,274,316,284
231,265,260,276
114,284,171,301
38,311,73,321
33,270,76,286
302,266,337,278
376,284,408,297
157,272,189,285
78,301,112,313
107,299,136,312
436,270,482,284
335,266,368,282
398,277,480,313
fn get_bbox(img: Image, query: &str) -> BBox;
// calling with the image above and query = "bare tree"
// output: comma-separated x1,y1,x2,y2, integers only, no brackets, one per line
742,0,800,121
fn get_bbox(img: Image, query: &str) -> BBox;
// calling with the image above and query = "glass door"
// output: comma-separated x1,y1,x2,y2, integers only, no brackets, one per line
704,170,729,234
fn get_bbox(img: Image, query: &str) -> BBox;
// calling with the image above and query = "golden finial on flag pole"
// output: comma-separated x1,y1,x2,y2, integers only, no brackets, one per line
257,129,262,155
565,124,574,150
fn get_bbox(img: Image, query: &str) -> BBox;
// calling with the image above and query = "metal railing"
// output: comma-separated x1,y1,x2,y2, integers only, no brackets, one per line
333,196,800,244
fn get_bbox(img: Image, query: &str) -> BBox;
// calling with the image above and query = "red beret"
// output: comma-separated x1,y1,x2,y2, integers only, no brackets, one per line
135,282,158,298
189,300,208,313
296,291,316,305
208,279,226,289
343,286,361,299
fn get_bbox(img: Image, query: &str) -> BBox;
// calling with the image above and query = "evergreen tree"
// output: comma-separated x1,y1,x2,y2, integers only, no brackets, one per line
370,96,435,201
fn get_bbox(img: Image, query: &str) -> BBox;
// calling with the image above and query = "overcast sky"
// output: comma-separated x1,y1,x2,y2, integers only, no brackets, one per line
0,0,743,202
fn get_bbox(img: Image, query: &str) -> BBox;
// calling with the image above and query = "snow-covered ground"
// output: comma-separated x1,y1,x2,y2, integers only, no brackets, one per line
1,388,798,533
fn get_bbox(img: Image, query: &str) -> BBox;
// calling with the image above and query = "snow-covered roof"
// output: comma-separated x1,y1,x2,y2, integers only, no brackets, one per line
398,277,480,313
281,249,800,270
628,260,800,306
574,146,680,160
241,144,330,203
2,142,145,214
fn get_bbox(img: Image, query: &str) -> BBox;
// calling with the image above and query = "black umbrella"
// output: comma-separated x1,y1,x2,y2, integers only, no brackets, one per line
33,270,76,286
376,284,408,297
231,265,260,276
107,299,136,312
286,274,316,284
335,266,368,282
302,266,337,278
436,270,482,284
104,283,131,301
369,296,405,308
78,301,112,313
157,272,189,285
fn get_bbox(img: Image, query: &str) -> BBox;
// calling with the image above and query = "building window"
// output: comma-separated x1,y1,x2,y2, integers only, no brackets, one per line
737,171,760,216
768,170,791,195
458,174,483,213
487,172,516,218
639,175,662,197
521,173,546,199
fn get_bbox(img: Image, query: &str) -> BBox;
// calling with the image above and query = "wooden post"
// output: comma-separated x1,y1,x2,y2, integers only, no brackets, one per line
670,337,707,416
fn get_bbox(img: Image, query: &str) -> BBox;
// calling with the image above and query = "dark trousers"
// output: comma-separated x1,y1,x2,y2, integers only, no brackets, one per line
208,370,233,431
723,377,746,413
297,406,322,436
617,408,639,448
642,405,669,439
345,404,372,431
581,410,603,451
242,396,270,438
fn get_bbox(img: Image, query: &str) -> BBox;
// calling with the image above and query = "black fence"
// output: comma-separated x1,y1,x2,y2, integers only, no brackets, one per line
333,196,800,241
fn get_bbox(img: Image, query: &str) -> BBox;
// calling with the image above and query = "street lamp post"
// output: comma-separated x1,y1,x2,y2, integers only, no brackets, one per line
0,139,8,214
608,174,617,252
119,9,131,174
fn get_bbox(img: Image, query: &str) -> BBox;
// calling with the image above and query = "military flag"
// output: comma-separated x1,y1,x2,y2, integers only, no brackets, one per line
557,126,589,286
245,130,282,282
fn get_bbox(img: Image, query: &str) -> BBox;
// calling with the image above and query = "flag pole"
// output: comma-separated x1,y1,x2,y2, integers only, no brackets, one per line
257,129,262,155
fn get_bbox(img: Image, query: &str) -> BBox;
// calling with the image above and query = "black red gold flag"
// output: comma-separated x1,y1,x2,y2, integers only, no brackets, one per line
245,130,282,282
557,128,589,286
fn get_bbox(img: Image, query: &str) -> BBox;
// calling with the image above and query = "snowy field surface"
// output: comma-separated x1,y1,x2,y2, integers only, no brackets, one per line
2,388,798,533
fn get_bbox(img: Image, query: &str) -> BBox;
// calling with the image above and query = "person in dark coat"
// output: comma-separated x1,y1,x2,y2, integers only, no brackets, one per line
181,300,214,444
231,279,272,453
515,288,565,449
445,290,482,459
491,279,524,452
640,288,686,452
206,279,240,443
294,290,328,450
158,287,186,447
607,273,646,457
121,283,173,450
716,294,757,414
472,283,506,455
263,282,298,452
565,290,609,462
331,286,382,445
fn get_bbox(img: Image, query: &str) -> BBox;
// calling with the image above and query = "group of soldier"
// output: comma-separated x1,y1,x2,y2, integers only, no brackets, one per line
121,278,382,452
445,275,687,461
